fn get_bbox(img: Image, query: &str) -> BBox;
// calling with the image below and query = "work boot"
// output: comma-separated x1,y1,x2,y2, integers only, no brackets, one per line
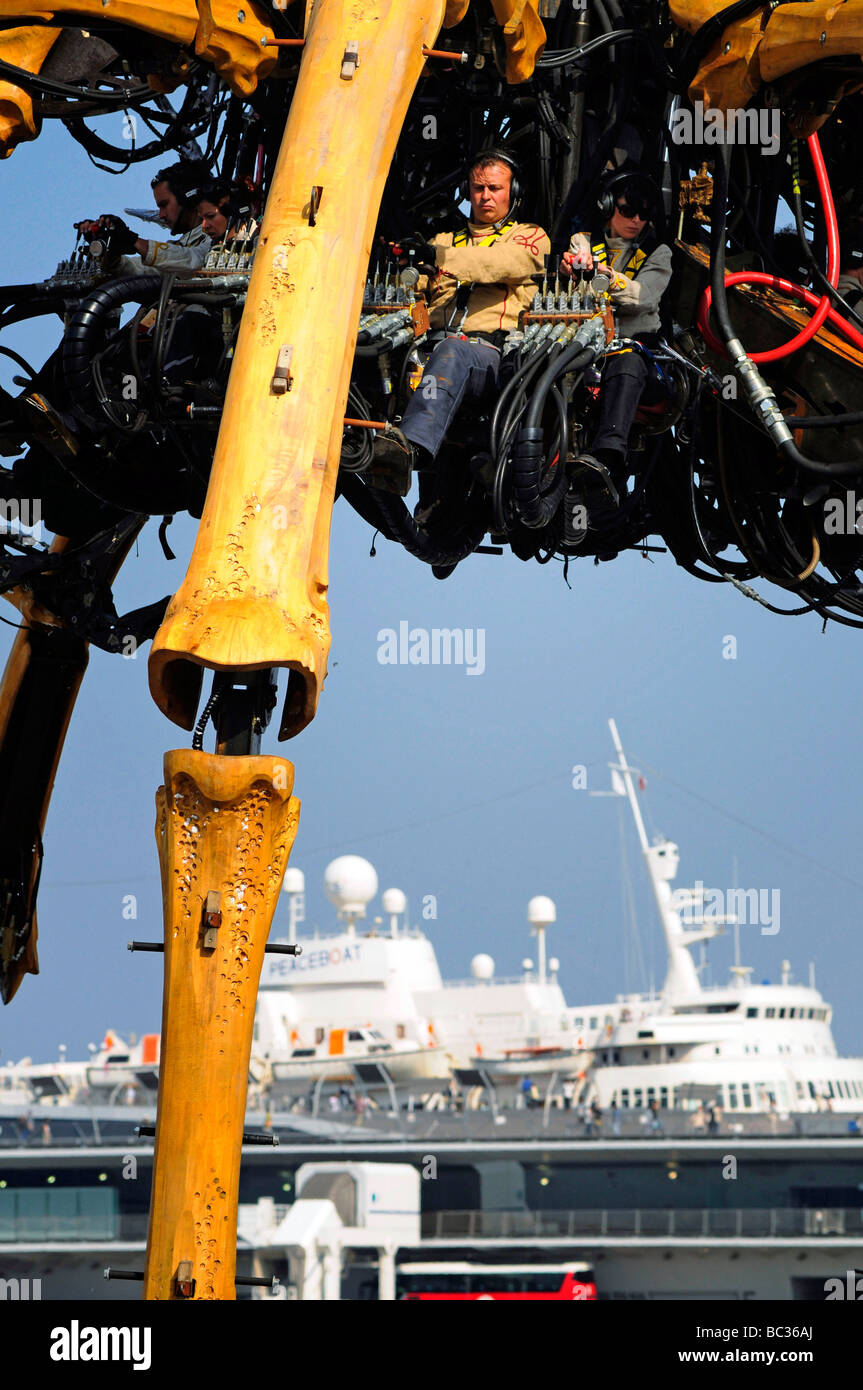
367,424,415,496
562,453,627,557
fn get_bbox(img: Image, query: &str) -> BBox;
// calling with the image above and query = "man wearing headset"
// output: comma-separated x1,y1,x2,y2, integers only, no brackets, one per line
88,159,213,278
374,149,550,513
562,167,672,520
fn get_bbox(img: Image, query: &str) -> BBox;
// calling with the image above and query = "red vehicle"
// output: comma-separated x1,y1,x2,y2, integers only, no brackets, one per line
397,1261,597,1301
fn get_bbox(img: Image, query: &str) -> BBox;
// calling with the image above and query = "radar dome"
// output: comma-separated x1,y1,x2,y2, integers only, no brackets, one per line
282,867,305,894
471,953,495,981
382,887,407,916
323,856,378,917
528,895,556,926
522,958,534,972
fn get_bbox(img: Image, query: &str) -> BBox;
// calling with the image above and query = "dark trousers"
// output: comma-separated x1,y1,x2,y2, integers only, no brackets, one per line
591,346,651,461
400,337,501,460
162,306,224,386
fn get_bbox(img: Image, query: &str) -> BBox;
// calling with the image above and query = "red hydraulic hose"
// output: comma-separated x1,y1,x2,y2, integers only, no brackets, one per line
696,133,849,362
698,273,863,357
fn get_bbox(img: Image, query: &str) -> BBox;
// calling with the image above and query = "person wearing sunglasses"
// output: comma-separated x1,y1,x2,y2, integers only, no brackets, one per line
560,168,673,547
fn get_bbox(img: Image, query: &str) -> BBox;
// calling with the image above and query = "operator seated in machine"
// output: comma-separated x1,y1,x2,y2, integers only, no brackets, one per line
82,159,214,280
373,148,550,519
196,182,259,255
74,161,217,390
561,166,672,517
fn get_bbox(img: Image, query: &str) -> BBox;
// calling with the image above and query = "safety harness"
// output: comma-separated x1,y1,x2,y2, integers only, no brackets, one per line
591,229,657,282
444,219,516,331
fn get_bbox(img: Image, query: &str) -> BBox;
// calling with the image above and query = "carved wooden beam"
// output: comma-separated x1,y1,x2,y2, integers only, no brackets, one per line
144,750,299,1300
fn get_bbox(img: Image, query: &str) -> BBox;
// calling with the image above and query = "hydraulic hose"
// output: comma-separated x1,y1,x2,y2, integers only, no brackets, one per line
703,144,862,479
512,342,594,529
63,274,162,428
790,141,863,335
339,474,486,569
696,134,843,362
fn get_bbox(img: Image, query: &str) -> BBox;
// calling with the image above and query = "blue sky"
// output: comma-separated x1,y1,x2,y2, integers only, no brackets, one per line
1,119,862,1065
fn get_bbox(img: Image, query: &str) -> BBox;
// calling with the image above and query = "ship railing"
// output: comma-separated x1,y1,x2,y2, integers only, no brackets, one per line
419,1207,862,1240
440,976,543,988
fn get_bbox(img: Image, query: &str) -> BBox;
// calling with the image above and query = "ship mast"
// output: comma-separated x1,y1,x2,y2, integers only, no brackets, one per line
608,719,722,1002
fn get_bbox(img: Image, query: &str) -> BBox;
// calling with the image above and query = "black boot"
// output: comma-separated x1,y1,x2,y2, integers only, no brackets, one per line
367,425,416,496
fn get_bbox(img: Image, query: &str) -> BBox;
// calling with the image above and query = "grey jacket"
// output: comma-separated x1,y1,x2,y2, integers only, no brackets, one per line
116,225,211,279
569,230,672,336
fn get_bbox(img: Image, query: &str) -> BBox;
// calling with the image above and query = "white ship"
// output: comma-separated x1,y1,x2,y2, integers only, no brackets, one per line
4,721,863,1118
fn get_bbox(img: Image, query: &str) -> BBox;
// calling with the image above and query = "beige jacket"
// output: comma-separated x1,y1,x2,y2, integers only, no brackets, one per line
569,229,672,336
422,219,550,335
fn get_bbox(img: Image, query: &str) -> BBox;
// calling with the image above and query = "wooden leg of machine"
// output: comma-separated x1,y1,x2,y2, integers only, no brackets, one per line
148,0,450,742
143,750,299,1301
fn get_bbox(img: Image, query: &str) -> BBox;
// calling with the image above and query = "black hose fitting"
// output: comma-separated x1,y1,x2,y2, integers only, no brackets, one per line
63,274,162,429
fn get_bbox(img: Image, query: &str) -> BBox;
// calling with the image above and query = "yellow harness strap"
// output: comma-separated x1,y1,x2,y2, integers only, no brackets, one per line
453,219,516,249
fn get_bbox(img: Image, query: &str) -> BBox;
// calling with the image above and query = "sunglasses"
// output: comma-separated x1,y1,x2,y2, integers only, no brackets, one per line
615,201,649,219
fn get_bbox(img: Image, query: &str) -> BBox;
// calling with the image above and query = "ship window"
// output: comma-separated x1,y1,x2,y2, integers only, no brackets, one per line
291,1048,315,1057
348,1031,364,1041
589,1017,598,1029
741,1085,752,1109
788,1008,796,1019
715,1047,720,1055
613,1050,621,1064
396,1024,406,1040
779,1008,786,1019
647,1087,656,1103
574,1017,584,1027
633,1089,643,1107
660,1087,669,1108
728,1085,738,1109
642,1049,650,1060
796,1082,805,1100
315,1027,325,1044
766,1008,776,1018
668,1048,675,1058
826,1081,835,1098
747,1007,757,1018
621,1089,630,1108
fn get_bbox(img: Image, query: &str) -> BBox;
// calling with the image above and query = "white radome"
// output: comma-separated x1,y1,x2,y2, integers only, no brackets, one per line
282,867,305,895
471,953,495,981
527,895,556,926
323,856,378,915
382,887,408,916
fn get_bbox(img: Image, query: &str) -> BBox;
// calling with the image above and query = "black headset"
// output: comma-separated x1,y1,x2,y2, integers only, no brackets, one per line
597,169,659,222
462,148,523,220
151,160,215,211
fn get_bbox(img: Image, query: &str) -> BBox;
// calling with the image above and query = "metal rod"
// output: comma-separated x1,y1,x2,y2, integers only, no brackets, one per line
105,1268,280,1290
127,941,164,952
135,1124,278,1146
422,46,468,62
